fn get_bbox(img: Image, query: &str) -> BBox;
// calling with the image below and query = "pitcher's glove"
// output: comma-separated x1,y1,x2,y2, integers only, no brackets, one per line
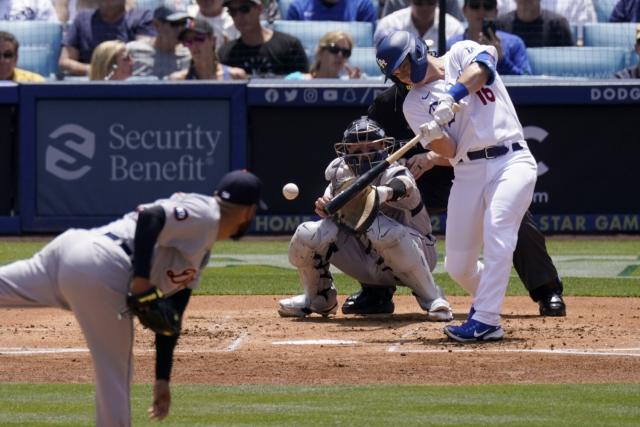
126,287,180,336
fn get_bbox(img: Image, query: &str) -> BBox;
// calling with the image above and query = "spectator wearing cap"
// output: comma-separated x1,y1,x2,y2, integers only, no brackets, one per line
447,0,531,75
286,0,377,24
192,0,240,50
218,0,308,77
497,0,596,25
614,27,640,77
610,0,640,22
495,0,573,47
1,0,59,21
89,39,132,80
285,31,362,79
59,0,156,76
170,17,247,80
374,0,464,53
0,31,45,81
127,6,191,79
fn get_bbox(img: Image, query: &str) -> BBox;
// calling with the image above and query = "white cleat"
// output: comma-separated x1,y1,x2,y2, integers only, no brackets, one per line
277,294,338,318
427,298,454,322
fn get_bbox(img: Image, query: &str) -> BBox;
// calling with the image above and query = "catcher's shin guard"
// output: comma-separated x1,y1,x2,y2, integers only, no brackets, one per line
284,220,339,317
366,216,449,318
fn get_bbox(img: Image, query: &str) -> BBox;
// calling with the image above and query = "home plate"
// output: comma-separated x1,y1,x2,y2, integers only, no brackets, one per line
272,339,359,346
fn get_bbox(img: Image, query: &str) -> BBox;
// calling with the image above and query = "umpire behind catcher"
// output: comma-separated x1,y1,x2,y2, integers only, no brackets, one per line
0,169,266,426
342,81,566,318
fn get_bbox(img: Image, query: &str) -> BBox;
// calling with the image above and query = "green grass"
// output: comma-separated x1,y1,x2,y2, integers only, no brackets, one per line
0,238,638,425
0,384,638,426
1,239,639,297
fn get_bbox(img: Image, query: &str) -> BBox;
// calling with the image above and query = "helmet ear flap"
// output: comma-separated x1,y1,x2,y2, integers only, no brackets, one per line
409,37,428,84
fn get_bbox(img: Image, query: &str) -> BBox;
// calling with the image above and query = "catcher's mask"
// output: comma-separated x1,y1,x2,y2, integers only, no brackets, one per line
335,116,394,176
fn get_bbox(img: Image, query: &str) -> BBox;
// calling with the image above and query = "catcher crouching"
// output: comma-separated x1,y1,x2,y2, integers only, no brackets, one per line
278,116,453,321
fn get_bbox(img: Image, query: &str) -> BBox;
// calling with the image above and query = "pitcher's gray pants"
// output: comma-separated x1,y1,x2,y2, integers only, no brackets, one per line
0,230,134,427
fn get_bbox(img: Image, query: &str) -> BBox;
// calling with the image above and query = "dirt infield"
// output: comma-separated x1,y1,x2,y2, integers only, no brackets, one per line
0,296,639,385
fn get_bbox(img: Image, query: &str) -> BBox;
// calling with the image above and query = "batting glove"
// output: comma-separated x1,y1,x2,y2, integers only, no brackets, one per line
433,94,456,125
419,121,444,146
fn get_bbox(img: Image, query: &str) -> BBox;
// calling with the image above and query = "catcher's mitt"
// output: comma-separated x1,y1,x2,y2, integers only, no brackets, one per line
126,287,180,336
333,178,379,233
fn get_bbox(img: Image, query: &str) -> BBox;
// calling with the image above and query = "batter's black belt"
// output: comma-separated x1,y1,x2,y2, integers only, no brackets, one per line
105,232,133,257
467,142,523,161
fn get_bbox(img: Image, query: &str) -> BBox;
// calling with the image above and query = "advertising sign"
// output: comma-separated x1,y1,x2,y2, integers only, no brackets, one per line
36,99,231,215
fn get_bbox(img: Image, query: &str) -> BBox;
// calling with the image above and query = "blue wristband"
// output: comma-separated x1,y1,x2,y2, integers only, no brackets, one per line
447,82,469,102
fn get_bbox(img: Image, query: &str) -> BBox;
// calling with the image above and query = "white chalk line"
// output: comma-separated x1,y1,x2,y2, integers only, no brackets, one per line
272,339,358,345
387,327,422,353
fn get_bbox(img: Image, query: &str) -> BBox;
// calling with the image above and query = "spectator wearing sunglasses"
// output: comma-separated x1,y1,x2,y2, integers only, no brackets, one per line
170,17,247,80
89,40,132,80
0,31,45,81
374,0,464,53
447,0,530,75
127,6,191,79
193,0,240,50
495,0,573,47
286,0,376,24
218,0,308,77
59,0,156,76
285,31,362,79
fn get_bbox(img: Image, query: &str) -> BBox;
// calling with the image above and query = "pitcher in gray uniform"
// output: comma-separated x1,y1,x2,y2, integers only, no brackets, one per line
0,169,266,427
278,117,453,321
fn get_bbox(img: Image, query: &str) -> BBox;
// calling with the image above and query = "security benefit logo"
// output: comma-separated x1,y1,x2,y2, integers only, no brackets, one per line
46,122,222,183
46,124,96,180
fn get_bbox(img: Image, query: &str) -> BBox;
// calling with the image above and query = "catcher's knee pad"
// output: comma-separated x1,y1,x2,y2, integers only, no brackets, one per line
366,217,441,302
288,220,339,268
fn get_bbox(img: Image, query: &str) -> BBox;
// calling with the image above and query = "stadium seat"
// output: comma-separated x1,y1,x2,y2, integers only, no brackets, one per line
0,21,63,78
593,0,618,22
583,23,639,66
272,20,374,55
526,47,627,79
349,47,383,78
134,0,165,11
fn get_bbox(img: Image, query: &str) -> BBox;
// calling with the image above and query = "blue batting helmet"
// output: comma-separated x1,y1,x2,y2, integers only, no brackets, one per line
375,30,429,84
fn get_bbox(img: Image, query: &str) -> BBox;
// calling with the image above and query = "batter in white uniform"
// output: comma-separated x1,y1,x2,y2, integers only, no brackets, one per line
278,116,453,321
376,30,537,342
0,170,265,426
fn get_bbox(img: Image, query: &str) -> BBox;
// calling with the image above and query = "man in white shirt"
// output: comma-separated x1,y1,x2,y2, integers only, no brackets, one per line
192,0,239,49
0,0,59,21
375,0,464,54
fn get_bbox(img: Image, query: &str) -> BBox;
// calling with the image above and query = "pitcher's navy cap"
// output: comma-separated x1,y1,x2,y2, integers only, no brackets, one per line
215,170,268,211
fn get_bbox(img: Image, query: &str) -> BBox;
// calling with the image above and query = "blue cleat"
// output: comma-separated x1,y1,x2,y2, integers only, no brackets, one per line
444,318,504,343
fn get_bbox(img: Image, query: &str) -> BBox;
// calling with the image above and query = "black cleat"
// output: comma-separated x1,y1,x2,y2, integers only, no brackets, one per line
539,292,566,317
341,286,395,315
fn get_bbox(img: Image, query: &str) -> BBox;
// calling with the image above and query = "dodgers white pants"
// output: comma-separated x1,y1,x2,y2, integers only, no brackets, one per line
444,146,537,326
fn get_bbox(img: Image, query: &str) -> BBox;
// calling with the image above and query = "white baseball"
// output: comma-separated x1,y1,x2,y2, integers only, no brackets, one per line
282,183,299,200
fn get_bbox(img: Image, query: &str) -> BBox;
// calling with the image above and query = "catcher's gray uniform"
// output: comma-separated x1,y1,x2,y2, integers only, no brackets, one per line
0,192,219,427
279,157,452,319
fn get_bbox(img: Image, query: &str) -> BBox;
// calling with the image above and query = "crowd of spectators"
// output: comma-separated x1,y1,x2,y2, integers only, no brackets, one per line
0,0,638,82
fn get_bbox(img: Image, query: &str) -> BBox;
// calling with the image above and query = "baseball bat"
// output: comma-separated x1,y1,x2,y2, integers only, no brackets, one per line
324,132,422,215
